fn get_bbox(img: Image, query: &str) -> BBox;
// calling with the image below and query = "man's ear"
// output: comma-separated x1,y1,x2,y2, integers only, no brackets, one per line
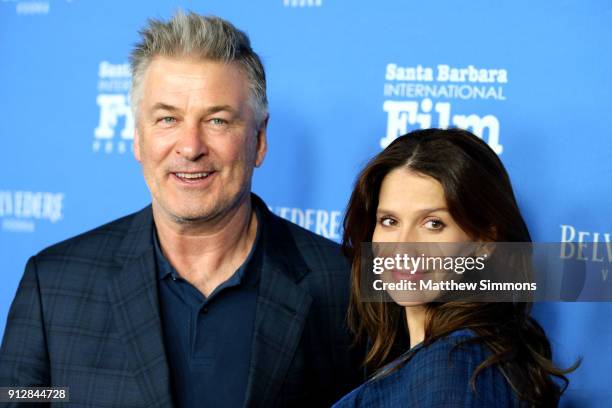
254,114,269,167
133,127,141,163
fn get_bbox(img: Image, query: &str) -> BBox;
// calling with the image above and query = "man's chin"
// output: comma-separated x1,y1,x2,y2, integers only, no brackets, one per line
167,208,219,224
151,190,251,226
171,214,211,224
151,201,218,225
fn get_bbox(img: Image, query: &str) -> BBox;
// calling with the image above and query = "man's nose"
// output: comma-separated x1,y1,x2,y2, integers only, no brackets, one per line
176,122,208,161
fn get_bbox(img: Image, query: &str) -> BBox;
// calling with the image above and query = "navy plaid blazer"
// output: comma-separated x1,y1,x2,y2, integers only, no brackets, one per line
0,194,363,407
333,329,521,408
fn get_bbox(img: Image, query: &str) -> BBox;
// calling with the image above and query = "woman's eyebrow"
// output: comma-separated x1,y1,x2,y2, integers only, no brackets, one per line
376,207,448,215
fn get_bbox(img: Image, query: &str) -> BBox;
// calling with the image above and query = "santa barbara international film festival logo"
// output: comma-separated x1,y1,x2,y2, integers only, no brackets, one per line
381,63,507,153
93,61,134,155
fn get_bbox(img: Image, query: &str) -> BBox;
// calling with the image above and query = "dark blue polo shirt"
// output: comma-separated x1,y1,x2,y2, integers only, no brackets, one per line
154,210,261,408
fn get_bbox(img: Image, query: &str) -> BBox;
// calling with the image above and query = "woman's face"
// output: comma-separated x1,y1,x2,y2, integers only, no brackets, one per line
373,168,470,243
372,167,472,306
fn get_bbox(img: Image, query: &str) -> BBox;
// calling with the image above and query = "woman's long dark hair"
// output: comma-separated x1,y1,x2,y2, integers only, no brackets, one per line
342,128,578,406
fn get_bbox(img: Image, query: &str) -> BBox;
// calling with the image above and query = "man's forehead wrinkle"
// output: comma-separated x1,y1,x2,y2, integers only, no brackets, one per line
154,77,209,91
148,85,240,101
149,76,245,95
165,73,210,81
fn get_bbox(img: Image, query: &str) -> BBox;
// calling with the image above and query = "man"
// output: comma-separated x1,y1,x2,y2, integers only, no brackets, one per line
0,12,362,407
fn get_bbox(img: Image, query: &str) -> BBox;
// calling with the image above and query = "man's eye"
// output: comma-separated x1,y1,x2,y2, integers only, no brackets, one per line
424,219,445,231
379,217,397,227
210,118,227,125
159,117,176,124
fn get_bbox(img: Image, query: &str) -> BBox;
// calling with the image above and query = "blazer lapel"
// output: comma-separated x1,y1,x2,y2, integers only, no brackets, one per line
107,207,174,408
243,196,314,407
243,264,313,407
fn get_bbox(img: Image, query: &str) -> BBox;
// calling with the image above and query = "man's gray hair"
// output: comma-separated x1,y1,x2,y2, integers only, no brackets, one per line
129,11,267,125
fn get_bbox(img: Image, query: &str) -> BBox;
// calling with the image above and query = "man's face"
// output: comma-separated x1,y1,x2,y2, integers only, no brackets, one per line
134,56,267,224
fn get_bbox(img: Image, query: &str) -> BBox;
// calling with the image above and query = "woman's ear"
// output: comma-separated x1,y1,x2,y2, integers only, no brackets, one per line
476,242,496,258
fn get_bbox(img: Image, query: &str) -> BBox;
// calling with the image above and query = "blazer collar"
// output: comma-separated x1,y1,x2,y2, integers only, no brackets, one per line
113,205,155,264
251,193,310,283
243,194,314,406
108,205,174,407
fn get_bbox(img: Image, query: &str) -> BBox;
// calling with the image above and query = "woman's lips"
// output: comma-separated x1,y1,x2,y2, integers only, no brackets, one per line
391,269,427,282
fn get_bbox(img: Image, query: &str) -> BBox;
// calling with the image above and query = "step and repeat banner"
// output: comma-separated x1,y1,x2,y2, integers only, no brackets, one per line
1,0,611,406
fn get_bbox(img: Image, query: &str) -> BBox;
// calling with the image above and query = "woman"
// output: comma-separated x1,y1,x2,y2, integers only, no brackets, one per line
334,128,577,407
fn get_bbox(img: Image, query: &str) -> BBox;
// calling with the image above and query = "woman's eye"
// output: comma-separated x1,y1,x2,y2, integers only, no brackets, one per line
424,219,445,231
379,217,397,227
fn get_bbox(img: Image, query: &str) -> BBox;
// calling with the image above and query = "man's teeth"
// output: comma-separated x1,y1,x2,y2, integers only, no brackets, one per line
175,172,210,179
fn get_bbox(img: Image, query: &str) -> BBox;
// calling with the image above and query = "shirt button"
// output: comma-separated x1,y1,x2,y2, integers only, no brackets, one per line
202,307,209,314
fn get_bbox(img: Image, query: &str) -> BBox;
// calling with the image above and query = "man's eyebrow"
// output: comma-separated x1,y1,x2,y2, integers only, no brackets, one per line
205,105,237,115
149,103,238,115
150,103,179,112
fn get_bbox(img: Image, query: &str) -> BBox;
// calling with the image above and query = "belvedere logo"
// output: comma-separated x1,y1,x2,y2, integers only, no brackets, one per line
271,206,341,241
0,190,64,233
561,224,611,282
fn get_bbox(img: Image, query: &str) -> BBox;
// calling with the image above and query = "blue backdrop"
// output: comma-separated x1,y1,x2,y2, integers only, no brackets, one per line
1,1,611,406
